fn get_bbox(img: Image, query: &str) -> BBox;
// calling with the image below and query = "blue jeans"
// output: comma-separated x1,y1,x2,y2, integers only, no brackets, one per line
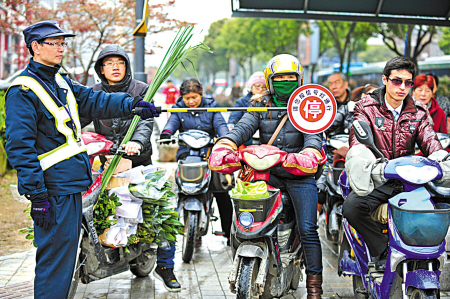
268,175,323,275
157,243,176,268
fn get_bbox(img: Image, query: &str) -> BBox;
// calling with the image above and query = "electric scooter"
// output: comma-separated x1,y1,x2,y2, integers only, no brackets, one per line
228,144,326,298
158,129,219,263
67,132,158,299
338,120,450,299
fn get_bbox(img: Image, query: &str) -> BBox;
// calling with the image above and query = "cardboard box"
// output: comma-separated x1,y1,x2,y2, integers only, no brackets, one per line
105,176,133,189
105,156,132,174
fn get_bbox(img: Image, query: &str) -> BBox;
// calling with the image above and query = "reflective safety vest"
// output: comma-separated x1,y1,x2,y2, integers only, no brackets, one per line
9,74,86,171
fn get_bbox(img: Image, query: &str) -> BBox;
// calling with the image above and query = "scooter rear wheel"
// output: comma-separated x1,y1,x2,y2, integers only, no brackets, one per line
182,211,198,263
130,249,157,277
237,257,260,299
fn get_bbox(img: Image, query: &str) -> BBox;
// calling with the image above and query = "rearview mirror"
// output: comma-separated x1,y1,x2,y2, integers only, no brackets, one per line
352,120,385,161
353,120,374,146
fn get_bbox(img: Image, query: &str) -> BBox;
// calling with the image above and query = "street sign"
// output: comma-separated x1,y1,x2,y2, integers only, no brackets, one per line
287,84,337,134
133,0,149,37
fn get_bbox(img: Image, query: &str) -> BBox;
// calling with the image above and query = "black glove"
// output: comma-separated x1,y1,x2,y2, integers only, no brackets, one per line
31,198,51,229
132,96,159,119
160,132,172,140
159,132,173,144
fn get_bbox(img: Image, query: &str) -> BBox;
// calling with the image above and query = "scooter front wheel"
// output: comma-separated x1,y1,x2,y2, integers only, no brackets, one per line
410,288,439,299
237,257,260,299
182,211,198,263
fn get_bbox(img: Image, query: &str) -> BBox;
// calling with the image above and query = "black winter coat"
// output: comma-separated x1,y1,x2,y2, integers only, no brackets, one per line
223,94,323,179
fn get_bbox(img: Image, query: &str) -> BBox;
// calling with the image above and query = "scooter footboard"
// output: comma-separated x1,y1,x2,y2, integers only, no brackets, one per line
405,269,440,291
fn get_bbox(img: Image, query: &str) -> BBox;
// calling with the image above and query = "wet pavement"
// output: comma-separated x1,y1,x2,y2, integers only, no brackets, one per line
2,223,450,299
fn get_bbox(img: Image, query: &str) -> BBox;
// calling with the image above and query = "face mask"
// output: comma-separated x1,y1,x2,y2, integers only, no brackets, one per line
272,81,298,107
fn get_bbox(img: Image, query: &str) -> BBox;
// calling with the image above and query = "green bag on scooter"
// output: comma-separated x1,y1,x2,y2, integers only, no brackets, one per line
231,178,270,199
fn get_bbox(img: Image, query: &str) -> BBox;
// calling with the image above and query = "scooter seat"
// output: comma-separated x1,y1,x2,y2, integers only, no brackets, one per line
371,203,388,224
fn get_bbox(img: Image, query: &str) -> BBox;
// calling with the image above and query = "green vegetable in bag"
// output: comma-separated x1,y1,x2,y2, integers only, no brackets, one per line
231,178,270,199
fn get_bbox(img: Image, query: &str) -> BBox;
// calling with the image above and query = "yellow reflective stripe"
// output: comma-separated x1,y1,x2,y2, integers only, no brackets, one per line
10,75,86,171
39,142,86,171
247,108,268,112
239,209,256,212
167,108,188,112
205,108,227,112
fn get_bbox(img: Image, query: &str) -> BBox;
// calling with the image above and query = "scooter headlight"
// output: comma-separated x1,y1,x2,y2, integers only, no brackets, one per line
243,153,281,171
396,165,439,184
390,248,406,272
438,133,450,149
182,135,210,149
239,212,254,228
328,139,349,150
438,251,447,271
86,142,106,156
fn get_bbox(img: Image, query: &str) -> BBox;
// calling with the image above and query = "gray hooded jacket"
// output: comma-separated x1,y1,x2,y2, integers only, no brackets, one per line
81,44,154,166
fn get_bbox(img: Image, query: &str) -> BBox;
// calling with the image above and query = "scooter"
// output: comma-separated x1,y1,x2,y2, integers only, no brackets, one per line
338,120,450,299
228,144,325,298
323,134,348,245
157,129,219,263
67,132,157,299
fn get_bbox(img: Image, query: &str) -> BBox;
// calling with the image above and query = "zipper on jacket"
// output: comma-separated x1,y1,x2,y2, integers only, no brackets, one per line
392,112,397,160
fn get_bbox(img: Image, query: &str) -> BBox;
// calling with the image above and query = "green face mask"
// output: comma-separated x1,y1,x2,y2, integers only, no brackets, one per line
272,81,298,107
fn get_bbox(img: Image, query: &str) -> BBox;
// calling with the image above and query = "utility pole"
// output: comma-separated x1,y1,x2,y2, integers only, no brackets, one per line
134,0,147,83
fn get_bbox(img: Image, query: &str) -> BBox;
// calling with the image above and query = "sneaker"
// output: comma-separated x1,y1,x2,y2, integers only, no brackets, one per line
153,266,181,292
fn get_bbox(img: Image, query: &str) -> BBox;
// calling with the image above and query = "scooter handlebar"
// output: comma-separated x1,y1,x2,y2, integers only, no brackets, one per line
156,136,178,145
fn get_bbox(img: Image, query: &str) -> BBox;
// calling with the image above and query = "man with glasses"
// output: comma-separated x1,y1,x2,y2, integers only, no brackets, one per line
343,56,445,272
5,21,158,299
82,44,181,292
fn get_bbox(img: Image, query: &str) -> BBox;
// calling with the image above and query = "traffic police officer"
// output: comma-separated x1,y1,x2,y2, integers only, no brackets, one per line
5,20,157,299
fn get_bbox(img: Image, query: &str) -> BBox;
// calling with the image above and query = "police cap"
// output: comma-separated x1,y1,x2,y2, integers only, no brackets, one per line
23,20,75,48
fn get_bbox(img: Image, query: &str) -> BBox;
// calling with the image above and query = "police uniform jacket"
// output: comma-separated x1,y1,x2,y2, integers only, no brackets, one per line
5,60,136,200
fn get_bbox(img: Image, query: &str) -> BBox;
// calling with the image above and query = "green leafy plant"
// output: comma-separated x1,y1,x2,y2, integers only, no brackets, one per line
93,191,122,235
128,170,184,246
101,26,211,192
18,203,37,248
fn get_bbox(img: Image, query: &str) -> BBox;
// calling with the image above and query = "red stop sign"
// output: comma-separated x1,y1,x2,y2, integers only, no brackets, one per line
287,84,337,134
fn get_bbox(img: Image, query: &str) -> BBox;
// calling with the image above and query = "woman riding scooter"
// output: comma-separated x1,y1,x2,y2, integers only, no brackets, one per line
209,54,325,298
159,78,233,245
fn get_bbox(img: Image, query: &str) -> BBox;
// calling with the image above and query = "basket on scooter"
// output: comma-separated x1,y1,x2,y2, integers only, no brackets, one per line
390,202,450,246
231,190,279,223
